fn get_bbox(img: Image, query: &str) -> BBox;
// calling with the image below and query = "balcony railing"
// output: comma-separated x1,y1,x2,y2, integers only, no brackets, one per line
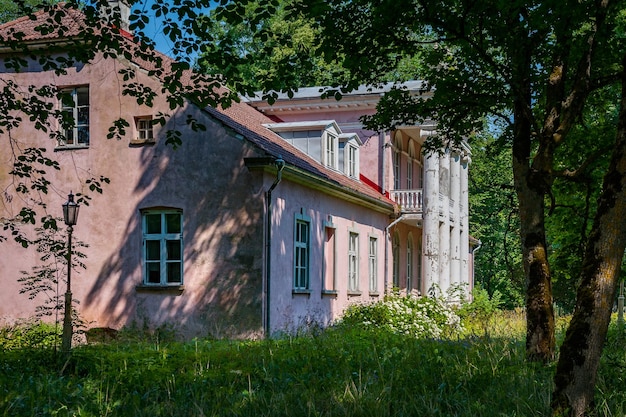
391,189,423,213
392,189,465,220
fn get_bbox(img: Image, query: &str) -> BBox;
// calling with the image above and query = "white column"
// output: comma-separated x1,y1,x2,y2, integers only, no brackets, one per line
450,151,461,298
422,147,439,296
438,150,450,296
460,152,471,296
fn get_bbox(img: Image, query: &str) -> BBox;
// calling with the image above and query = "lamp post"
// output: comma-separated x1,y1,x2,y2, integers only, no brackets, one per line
61,192,79,353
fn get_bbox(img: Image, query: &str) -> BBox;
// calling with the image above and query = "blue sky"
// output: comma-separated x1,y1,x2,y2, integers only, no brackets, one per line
131,0,215,62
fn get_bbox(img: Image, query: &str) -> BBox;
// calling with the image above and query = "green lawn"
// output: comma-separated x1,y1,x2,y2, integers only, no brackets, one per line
1,315,625,416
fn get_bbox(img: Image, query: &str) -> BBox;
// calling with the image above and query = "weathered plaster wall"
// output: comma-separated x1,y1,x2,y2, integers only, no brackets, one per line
268,179,390,333
0,54,266,338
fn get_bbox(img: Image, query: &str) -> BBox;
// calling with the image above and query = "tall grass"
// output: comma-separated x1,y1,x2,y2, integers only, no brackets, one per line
0,313,624,416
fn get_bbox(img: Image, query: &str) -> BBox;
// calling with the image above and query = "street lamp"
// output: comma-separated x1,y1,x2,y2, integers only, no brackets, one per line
61,192,79,353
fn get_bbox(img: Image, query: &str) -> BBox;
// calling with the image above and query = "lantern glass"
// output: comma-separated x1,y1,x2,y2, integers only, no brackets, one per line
62,192,79,226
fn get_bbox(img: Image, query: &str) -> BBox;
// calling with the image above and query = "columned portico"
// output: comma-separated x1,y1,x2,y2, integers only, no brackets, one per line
450,151,462,295
438,150,450,295
422,134,440,294
460,152,471,296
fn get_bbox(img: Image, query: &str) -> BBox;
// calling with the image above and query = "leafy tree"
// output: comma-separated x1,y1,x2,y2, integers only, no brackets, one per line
469,133,524,309
205,0,626,414
197,0,348,91
3,0,626,414
0,0,46,23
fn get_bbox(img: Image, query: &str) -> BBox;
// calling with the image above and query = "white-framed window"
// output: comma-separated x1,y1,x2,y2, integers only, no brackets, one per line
416,239,423,295
294,214,311,290
392,232,400,288
323,222,337,292
407,233,414,291
324,131,338,169
136,116,154,141
59,86,89,147
368,236,377,292
348,232,359,292
347,144,358,178
142,210,183,285
393,132,402,190
407,141,415,189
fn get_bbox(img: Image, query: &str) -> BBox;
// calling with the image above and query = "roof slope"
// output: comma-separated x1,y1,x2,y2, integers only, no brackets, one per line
0,4,394,211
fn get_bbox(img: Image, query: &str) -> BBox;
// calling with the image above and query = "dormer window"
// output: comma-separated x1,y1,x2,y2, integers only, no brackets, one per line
263,121,360,178
339,133,361,179
347,145,357,178
324,131,338,169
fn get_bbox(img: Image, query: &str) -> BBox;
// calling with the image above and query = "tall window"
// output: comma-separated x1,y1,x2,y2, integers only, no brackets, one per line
348,232,359,292
407,233,414,292
347,145,358,178
59,86,90,147
369,236,377,292
294,215,310,290
407,141,415,189
392,232,400,287
393,133,402,190
143,210,183,285
417,240,423,295
323,224,337,292
325,132,338,169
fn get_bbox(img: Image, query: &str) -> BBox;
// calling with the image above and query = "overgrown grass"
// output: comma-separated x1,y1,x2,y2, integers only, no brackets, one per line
1,313,625,416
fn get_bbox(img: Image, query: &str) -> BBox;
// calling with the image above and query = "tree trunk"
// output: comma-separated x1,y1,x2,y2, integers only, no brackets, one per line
551,60,626,416
512,51,556,362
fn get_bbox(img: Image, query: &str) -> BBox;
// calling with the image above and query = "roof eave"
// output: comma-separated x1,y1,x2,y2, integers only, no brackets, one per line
245,159,394,214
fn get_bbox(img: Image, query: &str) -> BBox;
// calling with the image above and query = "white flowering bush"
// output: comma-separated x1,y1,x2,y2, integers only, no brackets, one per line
339,292,463,339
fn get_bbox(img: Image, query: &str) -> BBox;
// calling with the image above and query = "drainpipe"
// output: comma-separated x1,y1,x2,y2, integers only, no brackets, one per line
469,239,482,298
381,133,390,196
264,156,285,338
384,214,407,294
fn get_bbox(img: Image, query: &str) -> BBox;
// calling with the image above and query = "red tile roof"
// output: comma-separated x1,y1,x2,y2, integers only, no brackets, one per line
0,4,394,211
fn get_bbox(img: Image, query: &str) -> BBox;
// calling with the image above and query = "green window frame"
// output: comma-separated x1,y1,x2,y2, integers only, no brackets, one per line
142,210,183,286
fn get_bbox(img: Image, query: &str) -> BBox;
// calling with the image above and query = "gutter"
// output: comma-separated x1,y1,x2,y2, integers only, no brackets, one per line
264,156,285,338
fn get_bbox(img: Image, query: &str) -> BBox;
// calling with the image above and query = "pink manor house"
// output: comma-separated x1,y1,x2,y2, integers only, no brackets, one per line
0,3,478,338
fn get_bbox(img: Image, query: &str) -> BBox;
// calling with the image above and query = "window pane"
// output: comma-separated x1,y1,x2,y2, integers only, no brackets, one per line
167,262,181,283
76,88,89,106
77,107,89,125
146,263,160,283
146,240,161,260
166,240,181,260
77,126,89,145
64,127,74,144
145,214,161,234
166,213,181,234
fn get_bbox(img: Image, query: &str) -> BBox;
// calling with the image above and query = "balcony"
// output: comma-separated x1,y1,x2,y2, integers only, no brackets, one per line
391,189,423,213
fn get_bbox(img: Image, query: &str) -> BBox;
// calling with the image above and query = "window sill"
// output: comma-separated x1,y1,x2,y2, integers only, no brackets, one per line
129,139,156,147
292,289,312,298
135,284,184,295
347,290,362,297
55,145,89,151
321,289,338,297
369,291,381,297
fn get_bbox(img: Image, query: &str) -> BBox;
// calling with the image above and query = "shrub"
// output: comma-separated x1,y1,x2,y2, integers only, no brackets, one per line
338,292,463,338
0,319,61,350
457,286,504,335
